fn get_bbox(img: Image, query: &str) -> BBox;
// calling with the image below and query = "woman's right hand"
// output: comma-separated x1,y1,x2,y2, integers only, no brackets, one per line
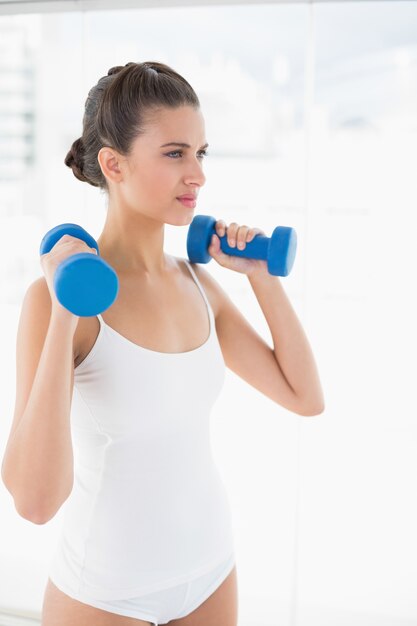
40,234,98,321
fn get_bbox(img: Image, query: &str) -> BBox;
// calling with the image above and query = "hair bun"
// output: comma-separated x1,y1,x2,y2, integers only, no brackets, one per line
64,137,90,184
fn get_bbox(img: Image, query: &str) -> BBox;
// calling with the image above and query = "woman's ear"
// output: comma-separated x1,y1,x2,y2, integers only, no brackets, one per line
97,147,126,184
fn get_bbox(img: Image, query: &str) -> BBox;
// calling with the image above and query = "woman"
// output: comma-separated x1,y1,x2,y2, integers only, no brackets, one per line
2,61,324,626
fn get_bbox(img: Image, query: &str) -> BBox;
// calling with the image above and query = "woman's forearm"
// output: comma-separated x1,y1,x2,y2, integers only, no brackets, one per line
247,270,325,412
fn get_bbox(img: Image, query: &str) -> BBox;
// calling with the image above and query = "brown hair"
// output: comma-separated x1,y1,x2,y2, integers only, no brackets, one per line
64,61,200,193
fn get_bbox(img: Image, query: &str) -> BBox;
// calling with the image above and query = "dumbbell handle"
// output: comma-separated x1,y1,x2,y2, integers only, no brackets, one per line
217,233,269,259
217,225,297,276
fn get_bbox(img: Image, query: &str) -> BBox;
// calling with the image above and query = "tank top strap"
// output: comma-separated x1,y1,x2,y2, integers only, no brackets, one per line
182,258,214,320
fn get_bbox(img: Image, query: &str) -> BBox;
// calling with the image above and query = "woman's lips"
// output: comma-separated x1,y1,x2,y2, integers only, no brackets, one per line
177,197,196,208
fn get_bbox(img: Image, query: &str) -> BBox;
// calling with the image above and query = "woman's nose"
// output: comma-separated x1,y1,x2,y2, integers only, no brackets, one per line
185,164,206,187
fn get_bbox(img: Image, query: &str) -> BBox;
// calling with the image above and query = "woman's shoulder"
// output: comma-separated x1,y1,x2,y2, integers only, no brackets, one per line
25,276,82,363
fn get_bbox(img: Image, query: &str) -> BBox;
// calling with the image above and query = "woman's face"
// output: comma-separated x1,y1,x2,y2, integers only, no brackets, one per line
118,105,208,225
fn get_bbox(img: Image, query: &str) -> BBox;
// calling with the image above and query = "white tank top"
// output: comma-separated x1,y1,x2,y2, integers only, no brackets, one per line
48,258,235,601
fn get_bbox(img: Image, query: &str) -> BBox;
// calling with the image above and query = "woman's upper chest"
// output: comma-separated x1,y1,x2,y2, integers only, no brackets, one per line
73,258,217,366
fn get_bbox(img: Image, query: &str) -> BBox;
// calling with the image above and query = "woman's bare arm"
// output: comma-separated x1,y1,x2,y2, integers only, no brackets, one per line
1,278,77,524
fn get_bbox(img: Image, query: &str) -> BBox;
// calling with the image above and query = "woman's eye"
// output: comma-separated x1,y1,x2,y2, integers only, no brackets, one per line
166,150,208,159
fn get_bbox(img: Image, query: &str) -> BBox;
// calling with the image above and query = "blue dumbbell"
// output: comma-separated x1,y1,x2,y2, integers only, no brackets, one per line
39,223,119,317
186,214,297,276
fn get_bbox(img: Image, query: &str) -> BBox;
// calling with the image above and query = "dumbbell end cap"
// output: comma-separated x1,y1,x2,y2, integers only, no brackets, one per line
54,253,119,317
268,227,297,276
186,214,217,264
40,223,98,256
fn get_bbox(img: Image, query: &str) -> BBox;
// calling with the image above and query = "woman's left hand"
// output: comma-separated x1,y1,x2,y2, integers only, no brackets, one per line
208,220,267,277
